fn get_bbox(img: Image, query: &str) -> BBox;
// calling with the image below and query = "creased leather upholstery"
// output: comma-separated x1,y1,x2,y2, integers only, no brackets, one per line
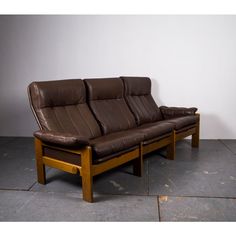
34,130,90,147
165,116,199,130
84,78,137,134
121,76,163,125
160,106,197,119
136,121,175,141
90,129,143,158
28,79,102,139
28,77,199,166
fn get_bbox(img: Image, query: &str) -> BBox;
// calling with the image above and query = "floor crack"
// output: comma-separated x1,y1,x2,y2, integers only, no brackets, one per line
27,181,37,191
157,196,161,222
219,139,236,155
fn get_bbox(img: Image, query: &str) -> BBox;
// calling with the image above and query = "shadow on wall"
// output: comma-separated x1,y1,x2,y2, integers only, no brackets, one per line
200,113,235,139
148,77,235,139
0,93,38,137
150,77,164,106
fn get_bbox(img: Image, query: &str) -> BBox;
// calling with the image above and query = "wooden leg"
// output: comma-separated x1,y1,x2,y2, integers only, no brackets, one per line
192,116,200,148
166,130,176,160
81,146,93,203
133,143,143,177
35,138,46,184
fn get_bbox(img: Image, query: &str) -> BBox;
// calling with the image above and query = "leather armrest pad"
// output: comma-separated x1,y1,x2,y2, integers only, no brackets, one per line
34,130,90,148
160,106,198,119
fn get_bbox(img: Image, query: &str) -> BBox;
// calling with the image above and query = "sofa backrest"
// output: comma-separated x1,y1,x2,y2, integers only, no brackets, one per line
84,78,137,135
121,76,163,125
28,79,102,139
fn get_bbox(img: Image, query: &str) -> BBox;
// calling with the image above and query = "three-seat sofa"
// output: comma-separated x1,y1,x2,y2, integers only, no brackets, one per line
28,76,200,202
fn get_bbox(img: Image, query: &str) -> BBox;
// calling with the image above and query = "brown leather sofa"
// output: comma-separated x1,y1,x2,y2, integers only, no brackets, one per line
28,77,200,202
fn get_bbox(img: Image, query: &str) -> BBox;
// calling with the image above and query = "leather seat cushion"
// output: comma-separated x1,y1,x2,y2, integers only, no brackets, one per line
90,130,143,159
137,121,174,141
165,115,199,130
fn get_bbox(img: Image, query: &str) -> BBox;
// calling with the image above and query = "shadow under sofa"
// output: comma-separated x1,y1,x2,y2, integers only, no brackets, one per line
27,76,200,202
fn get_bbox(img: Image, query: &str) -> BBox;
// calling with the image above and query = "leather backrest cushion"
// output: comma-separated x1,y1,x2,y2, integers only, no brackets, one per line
122,76,151,96
29,79,86,109
85,78,123,100
121,76,163,125
28,79,102,138
84,78,137,134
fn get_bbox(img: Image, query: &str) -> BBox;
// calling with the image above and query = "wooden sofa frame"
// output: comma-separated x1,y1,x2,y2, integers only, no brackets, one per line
34,114,199,203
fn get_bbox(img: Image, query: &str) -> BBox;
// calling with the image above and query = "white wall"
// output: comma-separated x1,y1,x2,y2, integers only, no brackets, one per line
0,15,235,138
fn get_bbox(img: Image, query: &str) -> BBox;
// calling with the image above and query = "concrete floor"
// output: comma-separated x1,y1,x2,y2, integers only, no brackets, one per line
0,137,236,221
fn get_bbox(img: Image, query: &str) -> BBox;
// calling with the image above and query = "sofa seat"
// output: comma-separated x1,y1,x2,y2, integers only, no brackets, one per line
90,130,144,160
136,121,174,141
165,115,199,130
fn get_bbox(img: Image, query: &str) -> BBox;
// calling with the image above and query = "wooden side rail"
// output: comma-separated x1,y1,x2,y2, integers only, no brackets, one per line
175,127,196,141
143,136,172,155
143,134,175,160
92,148,140,176
43,156,80,174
